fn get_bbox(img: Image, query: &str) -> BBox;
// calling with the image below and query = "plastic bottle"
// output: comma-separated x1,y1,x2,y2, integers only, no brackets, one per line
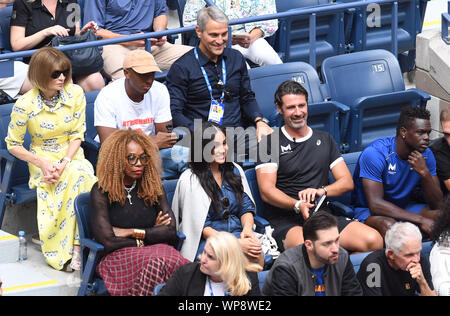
18,231,27,262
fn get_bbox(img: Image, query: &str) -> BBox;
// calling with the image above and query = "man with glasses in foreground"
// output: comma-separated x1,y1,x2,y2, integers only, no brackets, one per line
94,50,187,177
430,106,450,196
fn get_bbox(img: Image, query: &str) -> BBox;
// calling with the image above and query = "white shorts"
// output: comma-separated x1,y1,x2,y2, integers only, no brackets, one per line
0,61,28,99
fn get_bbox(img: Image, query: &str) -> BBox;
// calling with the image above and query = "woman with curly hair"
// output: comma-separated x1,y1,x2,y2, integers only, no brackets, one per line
430,197,450,296
90,129,188,296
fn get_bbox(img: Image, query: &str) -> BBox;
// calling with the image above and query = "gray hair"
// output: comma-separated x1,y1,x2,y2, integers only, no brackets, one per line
385,222,422,255
197,6,229,31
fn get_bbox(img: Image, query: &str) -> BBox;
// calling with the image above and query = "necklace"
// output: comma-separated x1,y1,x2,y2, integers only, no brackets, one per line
124,180,137,205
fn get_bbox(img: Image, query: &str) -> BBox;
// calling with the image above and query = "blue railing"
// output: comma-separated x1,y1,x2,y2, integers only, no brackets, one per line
0,0,423,73
442,1,450,44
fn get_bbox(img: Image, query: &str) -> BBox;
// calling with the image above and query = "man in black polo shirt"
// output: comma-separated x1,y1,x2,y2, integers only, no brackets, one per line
166,6,272,161
357,222,435,296
256,80,383,253
430,106,450,196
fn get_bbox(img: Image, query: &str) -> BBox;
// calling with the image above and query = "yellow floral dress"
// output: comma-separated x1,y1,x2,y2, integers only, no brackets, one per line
6,84,97,270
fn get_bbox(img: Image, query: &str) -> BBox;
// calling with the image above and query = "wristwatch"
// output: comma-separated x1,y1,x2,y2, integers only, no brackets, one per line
293,200,305,214
60,157,72,164
255,117,269,125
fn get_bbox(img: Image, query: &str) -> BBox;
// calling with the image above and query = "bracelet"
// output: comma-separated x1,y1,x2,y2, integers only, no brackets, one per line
136,239,144,248
321,186,328,196
60,157,72,164
133,229,146,240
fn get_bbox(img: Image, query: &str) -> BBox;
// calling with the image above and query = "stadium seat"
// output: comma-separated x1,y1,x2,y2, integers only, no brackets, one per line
0,103,36,227
321,49,430,152
328,151,361,218
248,62,350,147
82,90,100,169
74,180,186,296
0,5,13,53
348,0,424,72
274,0,345,66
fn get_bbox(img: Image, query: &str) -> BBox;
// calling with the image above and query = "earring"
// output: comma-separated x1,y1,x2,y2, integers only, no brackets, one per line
402,135,406,139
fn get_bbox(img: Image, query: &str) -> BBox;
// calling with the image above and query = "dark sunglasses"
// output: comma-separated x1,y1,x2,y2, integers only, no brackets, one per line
432,128,450,138
127,153,150,166
50,69,70,79
221,197,230,221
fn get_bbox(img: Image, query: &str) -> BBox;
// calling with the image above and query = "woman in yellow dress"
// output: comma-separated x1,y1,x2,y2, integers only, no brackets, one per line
5,47,97,271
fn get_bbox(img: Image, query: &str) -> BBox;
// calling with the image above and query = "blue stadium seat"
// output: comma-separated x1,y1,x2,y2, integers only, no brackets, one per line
0,5,13,53
82,90,100,169
321,49,430,152
0,103,36,227
328,151,361,218
274,0,345,66
75,180,186,296
248,62,350,147
349,0,424,72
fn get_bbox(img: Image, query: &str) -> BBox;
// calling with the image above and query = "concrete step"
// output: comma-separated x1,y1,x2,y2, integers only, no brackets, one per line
0,230,19,264
0,240,80,296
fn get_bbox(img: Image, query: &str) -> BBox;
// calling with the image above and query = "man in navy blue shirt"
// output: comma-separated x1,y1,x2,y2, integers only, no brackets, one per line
352,106,443,237
84,0,192,80
166,6,272,161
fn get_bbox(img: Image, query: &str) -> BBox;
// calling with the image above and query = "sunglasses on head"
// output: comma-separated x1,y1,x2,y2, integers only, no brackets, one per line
50,69,70,79
221,197,230,221
127,153,150,166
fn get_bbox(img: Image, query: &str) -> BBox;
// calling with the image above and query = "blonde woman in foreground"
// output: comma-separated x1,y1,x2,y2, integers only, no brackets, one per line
158,231,262,296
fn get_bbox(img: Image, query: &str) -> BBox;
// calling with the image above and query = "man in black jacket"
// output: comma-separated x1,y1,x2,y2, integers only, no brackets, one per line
262,211,362,296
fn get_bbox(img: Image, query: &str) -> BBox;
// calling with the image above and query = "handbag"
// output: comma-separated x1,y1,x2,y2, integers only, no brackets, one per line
51,30,103,78
254,225,280,259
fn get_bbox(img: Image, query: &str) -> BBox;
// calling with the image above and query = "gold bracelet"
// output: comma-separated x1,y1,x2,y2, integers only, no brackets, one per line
133,229,146,240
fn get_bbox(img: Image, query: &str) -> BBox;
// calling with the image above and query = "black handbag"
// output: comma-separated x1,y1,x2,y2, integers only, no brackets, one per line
51,30,103,78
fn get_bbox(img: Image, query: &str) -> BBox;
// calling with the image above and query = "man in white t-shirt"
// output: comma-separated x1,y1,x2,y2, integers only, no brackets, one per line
94,49,187,177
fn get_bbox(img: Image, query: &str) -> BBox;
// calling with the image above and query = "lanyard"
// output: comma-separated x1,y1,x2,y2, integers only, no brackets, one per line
194,47,227,102
207,277,228,296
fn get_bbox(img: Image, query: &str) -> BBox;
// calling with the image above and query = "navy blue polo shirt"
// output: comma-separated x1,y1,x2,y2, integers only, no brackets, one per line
166,46,263,131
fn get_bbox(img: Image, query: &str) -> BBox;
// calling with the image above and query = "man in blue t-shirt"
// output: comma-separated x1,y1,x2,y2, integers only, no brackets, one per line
84,0,192,80
352,107,443,237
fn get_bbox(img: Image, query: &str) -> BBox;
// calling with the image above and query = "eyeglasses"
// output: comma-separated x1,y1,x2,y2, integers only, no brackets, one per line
127,153,150,166
221,197,230,221
50,69,70,79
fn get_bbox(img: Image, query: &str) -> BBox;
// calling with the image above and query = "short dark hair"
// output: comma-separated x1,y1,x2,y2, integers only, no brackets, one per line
396,106,430,135
274,80,309,108
303,211,338,242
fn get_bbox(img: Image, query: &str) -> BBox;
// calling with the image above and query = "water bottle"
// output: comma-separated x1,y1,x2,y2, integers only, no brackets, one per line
18,231,27,262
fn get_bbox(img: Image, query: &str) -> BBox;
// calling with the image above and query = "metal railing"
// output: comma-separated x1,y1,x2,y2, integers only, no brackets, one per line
0,0,424,72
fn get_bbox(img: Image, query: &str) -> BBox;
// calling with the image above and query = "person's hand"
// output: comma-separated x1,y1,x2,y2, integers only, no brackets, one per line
419,216,434,235
407,262,426,285
239,235,262,259
80,21,98,35
240,227,257,240
408,151,430,177
52,161,68,182
154,132,177,149
232,33,251,48
255,121,273,142
299,201,315,221
151,36,167,47
155,211,171,227
38,159,58,184
45,25,71,37
298,188,326,204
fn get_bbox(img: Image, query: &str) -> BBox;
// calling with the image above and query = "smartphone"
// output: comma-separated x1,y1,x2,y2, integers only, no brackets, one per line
311,194,327,215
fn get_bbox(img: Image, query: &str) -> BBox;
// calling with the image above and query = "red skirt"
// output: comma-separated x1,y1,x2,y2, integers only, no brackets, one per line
96,243,189,296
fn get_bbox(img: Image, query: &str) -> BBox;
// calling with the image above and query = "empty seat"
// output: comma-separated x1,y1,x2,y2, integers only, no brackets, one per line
274,0,345,66
321,49,430,152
